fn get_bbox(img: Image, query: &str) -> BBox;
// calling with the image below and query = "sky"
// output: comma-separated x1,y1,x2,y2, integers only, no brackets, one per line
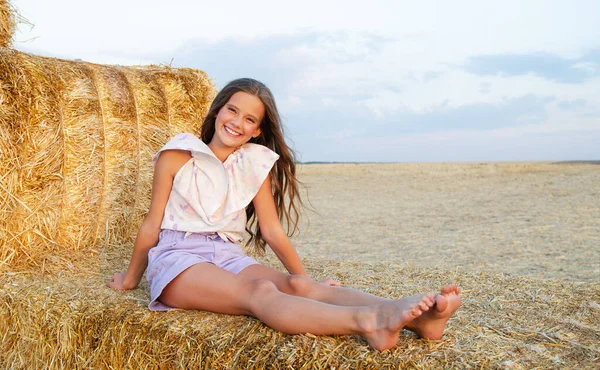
10,0,600,162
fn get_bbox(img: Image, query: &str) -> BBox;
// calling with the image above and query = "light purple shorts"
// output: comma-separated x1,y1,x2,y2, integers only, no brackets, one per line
146,229,259,311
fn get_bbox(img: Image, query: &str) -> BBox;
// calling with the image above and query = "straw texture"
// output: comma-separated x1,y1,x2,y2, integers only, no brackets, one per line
0,48,215,272
0,0,30,48
0,0,15,48
1,259,598,369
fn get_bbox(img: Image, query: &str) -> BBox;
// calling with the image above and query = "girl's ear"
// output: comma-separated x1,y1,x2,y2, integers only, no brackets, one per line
252,128,261,138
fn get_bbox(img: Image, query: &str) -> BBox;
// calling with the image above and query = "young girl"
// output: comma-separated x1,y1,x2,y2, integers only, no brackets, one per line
108,78,461,351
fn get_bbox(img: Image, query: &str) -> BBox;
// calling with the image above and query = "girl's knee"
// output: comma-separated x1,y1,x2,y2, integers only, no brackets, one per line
243,279,279,312
287,274,318,297
249,279,279,297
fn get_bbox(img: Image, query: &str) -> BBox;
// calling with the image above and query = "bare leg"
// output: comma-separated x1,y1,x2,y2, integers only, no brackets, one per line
159,263,436,350
240,264,462,341
405,284,462,340
239,264,391,306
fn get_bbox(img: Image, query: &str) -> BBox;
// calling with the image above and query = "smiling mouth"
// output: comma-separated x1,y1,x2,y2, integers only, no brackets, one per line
224,125,242,137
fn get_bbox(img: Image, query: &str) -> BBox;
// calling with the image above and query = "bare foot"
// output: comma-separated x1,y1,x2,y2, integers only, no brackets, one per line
359,293,436,350
406,284,461,340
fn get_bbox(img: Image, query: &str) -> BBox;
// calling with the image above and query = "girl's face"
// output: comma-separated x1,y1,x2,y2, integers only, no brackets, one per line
211,91,264,149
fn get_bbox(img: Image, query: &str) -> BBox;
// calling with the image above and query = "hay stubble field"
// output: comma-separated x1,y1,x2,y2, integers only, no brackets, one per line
291,162,600,283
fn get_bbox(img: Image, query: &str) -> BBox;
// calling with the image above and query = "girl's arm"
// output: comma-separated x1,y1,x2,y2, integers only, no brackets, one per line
108,224,160,290
252,176,308,276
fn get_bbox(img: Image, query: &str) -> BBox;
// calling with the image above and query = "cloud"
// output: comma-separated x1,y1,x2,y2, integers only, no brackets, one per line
300,94,556,139
169,33,319,93
340,128,600,162
156,31,599,162
168,32,392,92
285,92,600,162
388,95,554,133
464,49,600,83
558,99,587,111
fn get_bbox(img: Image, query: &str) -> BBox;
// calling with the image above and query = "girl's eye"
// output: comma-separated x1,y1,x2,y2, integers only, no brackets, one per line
247,118,256,124
228,107,236,113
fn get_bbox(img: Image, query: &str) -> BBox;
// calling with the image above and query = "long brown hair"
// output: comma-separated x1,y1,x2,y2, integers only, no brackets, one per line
199,78,302,253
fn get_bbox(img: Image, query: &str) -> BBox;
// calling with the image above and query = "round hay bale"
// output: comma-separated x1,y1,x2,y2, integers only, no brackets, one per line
0,48,216,271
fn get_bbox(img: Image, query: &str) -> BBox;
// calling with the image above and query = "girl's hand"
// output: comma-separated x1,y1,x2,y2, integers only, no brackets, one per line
107,272,134,290
319,277,342,287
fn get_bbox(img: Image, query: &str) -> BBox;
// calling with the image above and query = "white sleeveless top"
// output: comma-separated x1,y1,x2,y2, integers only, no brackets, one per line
152,133,280,243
